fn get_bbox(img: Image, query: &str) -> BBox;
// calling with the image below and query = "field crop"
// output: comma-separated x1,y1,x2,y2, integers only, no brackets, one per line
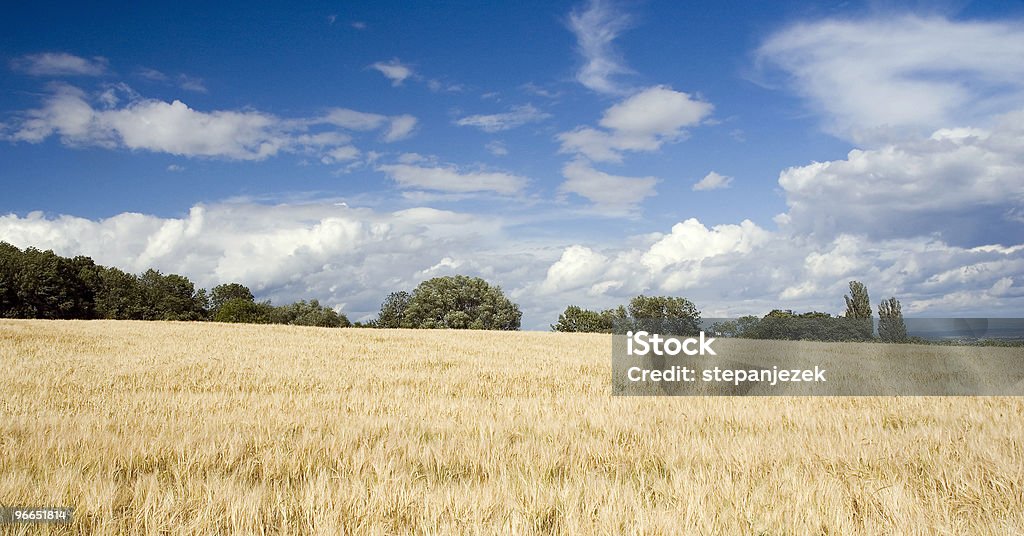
2,319,1023,534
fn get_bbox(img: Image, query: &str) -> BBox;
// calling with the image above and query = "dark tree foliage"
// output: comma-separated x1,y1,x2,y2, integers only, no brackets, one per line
214,298,273,324
210,283,255,312
551,305,627,333
376,291,411,328
878,297,908,343
271,299,350,328
138,269,209,321
0,243,97,319
626,295,702,335
0,241,351,328
93,266,147,319
401,275,521,330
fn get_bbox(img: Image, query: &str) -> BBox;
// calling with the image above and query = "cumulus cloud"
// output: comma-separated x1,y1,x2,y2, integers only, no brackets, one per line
455,104,550,132
758,15,1024,142
377,163,528,194
2,85,418,160
693,171,733,191
0,202,532,323
777,117,1024,247
370,59,414,86
567,0,633,94
2,202,1022,328
11,52,109,77
559,160,657,213
540,245,609,293
529,223,1024,320
558,86,713,162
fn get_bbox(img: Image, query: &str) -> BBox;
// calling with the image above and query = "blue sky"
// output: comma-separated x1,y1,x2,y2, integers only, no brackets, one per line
2,0,1023,328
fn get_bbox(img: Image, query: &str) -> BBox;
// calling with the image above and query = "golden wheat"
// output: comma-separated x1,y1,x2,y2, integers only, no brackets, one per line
1,319,1022,534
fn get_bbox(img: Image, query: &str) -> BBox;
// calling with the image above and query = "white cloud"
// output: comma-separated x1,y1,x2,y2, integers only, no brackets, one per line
559,160,657,213
377,163,527,194
693,171,733,191
777,116,1024,247
558,86,713,162
370,59,413,86
322,108,390,131
530,224,1024,319
567,0,633,94
351,21,367,30
0,202,525,323
758,15,1024,142
455,104,550,132
166,164,185,172
384,115,417,141
320,146,360,164
3,86,419,159
541,245,609,293
2,203,1022,328
11,53,109,77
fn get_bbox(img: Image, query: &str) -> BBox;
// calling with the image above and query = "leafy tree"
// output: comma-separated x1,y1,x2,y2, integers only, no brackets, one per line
272,299,349,328
551,305,627,333
93,266,146,319
210,283,255,312
843,280,874,340
0,244,97,319
214,298,273,324
376,291,411,328
844,280,872,319
878,297,908,343
138,269,208,321
626,295,701,335
403,275,521,330
0,242,24,317
552,306,604,332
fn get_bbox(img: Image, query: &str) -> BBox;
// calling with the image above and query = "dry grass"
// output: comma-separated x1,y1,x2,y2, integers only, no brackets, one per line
1,319,1023,534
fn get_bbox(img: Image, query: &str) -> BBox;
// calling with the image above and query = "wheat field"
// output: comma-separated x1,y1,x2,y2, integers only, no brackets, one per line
1,320,1023,534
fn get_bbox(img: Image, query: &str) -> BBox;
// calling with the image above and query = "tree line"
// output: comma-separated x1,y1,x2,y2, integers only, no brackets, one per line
0,241,911,340
552,281,912,343
0,242,347,327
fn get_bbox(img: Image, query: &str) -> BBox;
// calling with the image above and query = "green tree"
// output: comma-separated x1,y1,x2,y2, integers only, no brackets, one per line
138,269,208,321
552,306,604,332
626,295,702,335
403,275,521,330
843,280,874,340
0,242,24,317
376,291,411,328
878,297,908,343
214,298,273,324
93,266,146,319
844,281,872,319
271,299,349,328
0,244,97,319
210,283,255,312
551,305,627,333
